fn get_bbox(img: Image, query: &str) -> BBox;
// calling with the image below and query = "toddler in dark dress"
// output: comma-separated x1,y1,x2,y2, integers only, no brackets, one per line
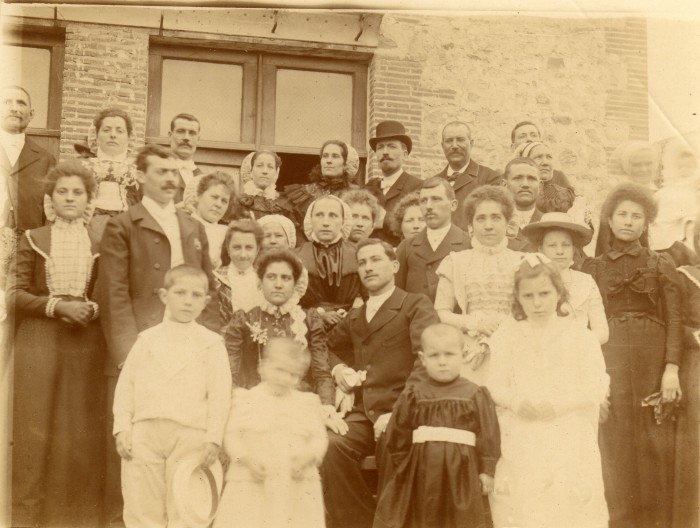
373,323,501,528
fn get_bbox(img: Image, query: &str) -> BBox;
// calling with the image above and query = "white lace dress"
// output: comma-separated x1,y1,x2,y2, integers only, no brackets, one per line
434,238,523,387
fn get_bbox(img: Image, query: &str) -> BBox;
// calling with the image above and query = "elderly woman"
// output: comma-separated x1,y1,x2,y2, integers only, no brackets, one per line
8,160,104,527
223,248,334,407
190,171,236,268
388,191,425,243
515,141,575,213
582,182,683,528
434,185,524,387
296,194,361,328
285,140,359,227
238,150,298,225
82,108,139,241
522,212,609,344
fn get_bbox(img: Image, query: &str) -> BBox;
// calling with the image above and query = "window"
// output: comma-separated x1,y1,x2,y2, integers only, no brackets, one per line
147,40,368,187
2,26,65,159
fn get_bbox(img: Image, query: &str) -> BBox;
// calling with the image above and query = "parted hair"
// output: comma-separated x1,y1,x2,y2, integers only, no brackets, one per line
600,182,658,225
512,258,569,321
94,107,133,137
255,248,303,284
355,237,397,261
340,189,381,222
463,185,515,226
421,176,456,201
44,159,97,198
135,144,176,173
389,191,421,237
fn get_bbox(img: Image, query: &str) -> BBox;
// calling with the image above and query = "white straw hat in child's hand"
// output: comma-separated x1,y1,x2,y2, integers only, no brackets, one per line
172,454,224,528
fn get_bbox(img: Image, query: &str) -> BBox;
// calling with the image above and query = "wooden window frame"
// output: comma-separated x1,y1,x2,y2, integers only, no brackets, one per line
3,25,65,145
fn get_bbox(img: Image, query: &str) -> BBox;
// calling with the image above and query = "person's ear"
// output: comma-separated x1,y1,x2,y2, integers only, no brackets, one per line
391,260,399,274
158,288,168,304
204,294,212,305
418,351,426,367
450,199,458,213
136,170,146,185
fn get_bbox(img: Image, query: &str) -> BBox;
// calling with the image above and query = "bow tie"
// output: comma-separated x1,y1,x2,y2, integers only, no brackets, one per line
445,171,461,183
604,268,649,295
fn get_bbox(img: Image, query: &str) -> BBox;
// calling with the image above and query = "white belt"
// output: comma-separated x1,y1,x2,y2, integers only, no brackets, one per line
412,426,476,446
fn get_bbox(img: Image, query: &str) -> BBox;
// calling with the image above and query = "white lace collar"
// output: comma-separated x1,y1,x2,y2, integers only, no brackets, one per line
471,236,508,255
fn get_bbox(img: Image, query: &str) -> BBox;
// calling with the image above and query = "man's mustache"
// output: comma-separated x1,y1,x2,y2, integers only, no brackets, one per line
161,182,178,191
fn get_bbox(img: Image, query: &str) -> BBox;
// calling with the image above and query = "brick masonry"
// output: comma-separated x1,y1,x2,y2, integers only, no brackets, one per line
59,23,150,159
367,14,649,216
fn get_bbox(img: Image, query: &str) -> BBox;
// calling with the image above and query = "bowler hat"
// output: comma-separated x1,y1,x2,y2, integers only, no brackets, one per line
521,212,593,247
369,121,412,154
172,455,224,528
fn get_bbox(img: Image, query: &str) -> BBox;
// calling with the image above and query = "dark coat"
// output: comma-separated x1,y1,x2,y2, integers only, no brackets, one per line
0,138,55,232
98,202,219,375
433,159,502,230
395,224,470,302
327,287,439,422
366,170,423,246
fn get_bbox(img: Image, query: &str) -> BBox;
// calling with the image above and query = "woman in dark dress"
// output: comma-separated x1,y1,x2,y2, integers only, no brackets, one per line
582,182,683,528
8,160,104,527
223,248,334,407
285,139,359,230
296,194,362,328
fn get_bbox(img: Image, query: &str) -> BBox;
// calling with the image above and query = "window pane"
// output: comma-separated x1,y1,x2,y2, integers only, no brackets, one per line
3,45,50,128
275,69,353,148
160,59,242,142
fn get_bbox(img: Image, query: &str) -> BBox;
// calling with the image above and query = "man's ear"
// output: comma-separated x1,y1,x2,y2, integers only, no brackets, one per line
450,199,458,213
391,260,399,274
136,170,145,184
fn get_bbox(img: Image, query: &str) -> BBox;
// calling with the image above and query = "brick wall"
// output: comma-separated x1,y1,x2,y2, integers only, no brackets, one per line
59,23,150,160
368,14,649,212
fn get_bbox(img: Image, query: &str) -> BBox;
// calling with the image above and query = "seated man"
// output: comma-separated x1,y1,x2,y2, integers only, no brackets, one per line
322,238,439,528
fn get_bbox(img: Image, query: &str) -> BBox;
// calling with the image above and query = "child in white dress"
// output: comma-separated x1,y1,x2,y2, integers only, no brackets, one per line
214,337,328,528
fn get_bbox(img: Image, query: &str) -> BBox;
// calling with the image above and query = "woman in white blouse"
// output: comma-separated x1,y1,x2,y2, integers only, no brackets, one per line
522,212,609,344
190,172,235,268
434,185,523,387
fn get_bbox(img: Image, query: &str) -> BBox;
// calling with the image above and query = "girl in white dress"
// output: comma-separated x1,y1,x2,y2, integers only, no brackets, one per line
488,254,609,528
522,211,609,344
434,186,523,386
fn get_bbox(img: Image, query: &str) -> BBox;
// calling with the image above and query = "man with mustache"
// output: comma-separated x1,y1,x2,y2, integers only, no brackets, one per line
503,157,542,252
168,113,202,203
322,238,439,528
0,85,55,233
433,120,501,230
365,121,422,246
98,144,219,525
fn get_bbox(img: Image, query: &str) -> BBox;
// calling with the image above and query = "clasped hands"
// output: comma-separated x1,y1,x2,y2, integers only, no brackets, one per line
55,300,94,327
513,397,557,421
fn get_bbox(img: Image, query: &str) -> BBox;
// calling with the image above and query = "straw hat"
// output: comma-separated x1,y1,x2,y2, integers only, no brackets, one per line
521,211,593,247
171,455,224,528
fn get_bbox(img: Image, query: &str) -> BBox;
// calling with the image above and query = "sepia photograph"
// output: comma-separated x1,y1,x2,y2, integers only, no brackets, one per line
1,1,699,526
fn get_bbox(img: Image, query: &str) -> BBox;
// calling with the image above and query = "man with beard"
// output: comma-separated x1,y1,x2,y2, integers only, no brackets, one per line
503,157,542,252
365,121,422,246
0,85,55,233
98,144,219,525
168,113,203,203
433,120,501,230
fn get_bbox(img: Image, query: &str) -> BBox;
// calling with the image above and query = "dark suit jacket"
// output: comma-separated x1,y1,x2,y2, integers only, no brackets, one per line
433,159,502,230
327,287,439,422
507,208,543,252
0,138,55,232
98,203,220,375
395,224,470,302
366,170,423,246
174,165,203,204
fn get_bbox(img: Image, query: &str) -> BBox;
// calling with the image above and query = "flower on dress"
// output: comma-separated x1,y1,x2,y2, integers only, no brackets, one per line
246,321,268,346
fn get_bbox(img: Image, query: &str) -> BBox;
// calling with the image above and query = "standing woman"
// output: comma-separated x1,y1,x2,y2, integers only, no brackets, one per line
238,150,297,226
190,171,236,268
582,182,683,528
285,139,359,228
82,108,139,241
434,186,523,387
8,160,104,527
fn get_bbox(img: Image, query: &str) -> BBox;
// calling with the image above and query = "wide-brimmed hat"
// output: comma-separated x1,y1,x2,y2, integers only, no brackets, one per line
172,455,224,528
369,120,412,154
522,212,593,247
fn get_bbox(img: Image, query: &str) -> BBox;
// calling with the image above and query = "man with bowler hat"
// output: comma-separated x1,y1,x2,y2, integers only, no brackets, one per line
365,120,422,245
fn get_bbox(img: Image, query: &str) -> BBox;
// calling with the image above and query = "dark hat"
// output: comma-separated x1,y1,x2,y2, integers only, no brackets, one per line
521,212,594,247
73,137,94,158
369,120,412,154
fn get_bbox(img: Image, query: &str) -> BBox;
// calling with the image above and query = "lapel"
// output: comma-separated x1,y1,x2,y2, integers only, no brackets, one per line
130,202,166,236
13,139,43,176
530,208,544,223
364,288,404,340
452,160,478,192
411,228,434,262
413,225,465,264
384,171,409,203
0,144,11,176
27,224,100,257
349,304,371,345
176,209,198,251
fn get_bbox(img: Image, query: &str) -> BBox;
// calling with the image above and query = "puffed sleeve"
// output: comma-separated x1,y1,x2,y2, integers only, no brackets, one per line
383,385,417,468
583,273,609,345
474,386,501,477
487,320,517,410
658,253,684,365
434,253,473,331
223,309,250,385
305,308,335,405
6,231,49,317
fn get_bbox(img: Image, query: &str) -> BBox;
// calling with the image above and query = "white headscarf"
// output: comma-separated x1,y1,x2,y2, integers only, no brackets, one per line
257,214,297,248
303,194,353,244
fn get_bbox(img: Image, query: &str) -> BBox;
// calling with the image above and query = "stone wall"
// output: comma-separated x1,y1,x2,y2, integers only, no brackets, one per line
368,14,648,211
59,23,150,159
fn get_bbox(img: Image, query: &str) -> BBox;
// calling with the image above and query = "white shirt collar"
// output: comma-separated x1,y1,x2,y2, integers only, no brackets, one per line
177,158,197,171
0,129,25,146
96,147,128,162
512,206,537,229
448,163,469,177
379,168,403,190
365,286,395,322
142,195,176,218
426,223,451,243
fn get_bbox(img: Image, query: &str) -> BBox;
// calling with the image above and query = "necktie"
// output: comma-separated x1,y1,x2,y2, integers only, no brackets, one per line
445,171,460,183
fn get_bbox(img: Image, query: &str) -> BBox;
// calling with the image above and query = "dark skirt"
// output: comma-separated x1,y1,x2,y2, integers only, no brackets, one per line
599,314,675,528
12,317,105,528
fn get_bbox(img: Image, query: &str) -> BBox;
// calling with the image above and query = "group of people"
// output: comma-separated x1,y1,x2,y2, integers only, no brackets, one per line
1,81,700,528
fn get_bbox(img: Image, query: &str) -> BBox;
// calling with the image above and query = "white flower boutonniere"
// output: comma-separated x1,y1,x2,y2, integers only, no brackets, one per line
246,321,268,346
193,238,202,251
